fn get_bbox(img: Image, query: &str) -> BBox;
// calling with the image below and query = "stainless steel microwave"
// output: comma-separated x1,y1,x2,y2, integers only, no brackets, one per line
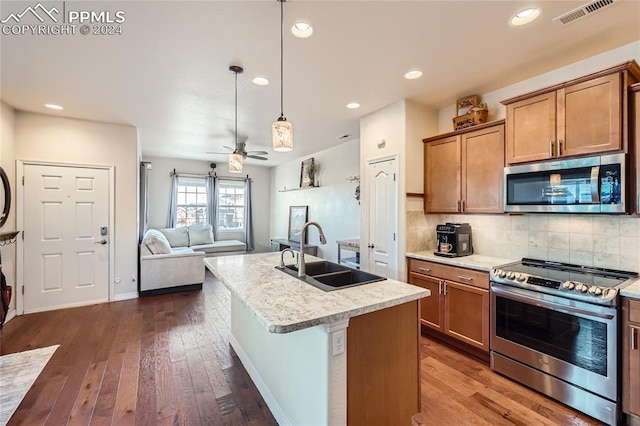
504,153,626,213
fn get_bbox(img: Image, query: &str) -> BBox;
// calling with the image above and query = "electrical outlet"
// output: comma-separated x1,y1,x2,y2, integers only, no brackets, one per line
332,329,345,356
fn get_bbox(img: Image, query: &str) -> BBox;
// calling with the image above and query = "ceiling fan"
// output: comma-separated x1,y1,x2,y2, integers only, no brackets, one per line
207,140,269,161
206,65,269,164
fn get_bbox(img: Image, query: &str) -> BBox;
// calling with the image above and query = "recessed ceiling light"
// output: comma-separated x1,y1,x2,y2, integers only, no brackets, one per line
291,21,313,38
509,7,541,26
45,103,63,110
346,102,360,109
252,77,269,86
404,69,423,80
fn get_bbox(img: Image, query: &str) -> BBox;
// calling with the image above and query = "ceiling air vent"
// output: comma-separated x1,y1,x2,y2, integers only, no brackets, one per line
553,0,619,26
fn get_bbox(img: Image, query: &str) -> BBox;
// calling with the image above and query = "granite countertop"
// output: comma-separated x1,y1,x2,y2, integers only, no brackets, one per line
204,252,429,334
336,239,360,248
406,250,517,272
621,278,640,299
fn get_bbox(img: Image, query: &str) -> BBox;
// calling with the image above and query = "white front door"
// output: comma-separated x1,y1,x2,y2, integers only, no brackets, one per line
23,164,110,313
366,158,398,279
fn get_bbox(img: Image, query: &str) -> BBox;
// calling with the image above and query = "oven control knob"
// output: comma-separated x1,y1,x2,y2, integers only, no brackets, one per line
602,288,617,298
588,286,603,296
498,270,507,279
516,274,525,282
574,283,588,293
507,272,516,280
562,281,575,290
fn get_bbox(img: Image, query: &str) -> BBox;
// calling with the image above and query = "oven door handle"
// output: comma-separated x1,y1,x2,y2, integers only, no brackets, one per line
491,285,615,320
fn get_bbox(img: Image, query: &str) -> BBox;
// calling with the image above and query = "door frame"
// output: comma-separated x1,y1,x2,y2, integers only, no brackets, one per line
362,154,399,279
16,160,115,315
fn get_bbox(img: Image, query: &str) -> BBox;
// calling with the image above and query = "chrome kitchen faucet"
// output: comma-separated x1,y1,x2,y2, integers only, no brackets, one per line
298,221,327,278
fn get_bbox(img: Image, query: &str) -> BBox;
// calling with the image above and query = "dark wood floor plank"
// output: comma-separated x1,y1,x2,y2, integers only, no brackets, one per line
90,351,123,426
67,360,107,426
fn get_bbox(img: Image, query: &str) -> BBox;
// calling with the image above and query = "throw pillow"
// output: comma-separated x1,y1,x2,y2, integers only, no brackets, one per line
189,224,214,245
159,227,189,247
142,229,172,254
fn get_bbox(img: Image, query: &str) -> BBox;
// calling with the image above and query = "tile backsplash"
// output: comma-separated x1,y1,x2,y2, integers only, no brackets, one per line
407,212,640,272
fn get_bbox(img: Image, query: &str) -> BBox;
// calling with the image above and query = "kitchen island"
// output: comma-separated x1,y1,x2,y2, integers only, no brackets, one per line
204,252,429,426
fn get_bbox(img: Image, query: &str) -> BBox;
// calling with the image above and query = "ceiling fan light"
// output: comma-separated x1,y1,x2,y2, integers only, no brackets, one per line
272,117,293,152
229,152,244,173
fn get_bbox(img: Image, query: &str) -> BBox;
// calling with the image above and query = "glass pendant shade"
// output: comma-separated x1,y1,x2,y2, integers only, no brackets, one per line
229,153,243,173
272,117,293,152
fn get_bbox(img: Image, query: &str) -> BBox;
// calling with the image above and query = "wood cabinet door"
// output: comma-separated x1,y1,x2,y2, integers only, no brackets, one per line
558,73,621,157
408,272,442,331
461,124,505,213
424,135,461,213
506,92,556,164
629,324,640,416
443,281,489,352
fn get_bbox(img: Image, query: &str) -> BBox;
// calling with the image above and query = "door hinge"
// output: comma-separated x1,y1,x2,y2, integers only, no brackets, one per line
393,173,396,181
21,286,24,295
22,176,24,185
21,230,24,240
393,233,396,241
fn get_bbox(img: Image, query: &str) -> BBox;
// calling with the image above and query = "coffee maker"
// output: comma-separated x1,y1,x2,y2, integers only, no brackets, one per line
434,223,473,257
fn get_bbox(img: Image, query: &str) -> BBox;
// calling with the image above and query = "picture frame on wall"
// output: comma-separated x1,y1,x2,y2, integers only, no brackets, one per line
300,158,315,188
288,205,308,243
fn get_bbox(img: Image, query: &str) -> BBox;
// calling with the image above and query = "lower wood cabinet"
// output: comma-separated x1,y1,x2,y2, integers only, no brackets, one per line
408,258,489,352
623,297,640,420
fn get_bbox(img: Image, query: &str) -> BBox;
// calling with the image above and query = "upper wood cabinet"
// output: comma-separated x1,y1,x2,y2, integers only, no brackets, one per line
503,61,640,165
423,120,505,214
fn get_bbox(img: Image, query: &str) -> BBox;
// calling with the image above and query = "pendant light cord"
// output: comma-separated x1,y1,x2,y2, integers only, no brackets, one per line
280,0,284,118
235,69,238,151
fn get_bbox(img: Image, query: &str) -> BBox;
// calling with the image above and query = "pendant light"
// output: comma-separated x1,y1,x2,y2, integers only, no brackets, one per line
272,0,293,152
229,65,244,173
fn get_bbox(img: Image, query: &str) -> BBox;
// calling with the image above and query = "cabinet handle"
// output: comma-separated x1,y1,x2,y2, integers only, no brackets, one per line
633,327,638,351
457,200,461,212
456,275,474,281
462,200,466,212
549,141,554,158
443,282,448,295
438,281,442,295
557,140,562,157
418,267,431,272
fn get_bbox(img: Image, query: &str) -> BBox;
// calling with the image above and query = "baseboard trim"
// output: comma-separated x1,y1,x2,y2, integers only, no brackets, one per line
229,333,291,426
139,283,202,297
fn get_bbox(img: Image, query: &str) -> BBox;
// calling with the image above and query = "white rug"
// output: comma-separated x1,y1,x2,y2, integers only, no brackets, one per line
0,345,59,425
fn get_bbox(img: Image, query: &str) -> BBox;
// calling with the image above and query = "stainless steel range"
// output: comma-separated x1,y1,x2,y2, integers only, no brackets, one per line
490,258,638,425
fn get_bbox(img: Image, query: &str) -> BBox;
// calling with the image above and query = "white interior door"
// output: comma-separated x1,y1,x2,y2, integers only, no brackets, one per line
366,158,398,279
23,164,110,313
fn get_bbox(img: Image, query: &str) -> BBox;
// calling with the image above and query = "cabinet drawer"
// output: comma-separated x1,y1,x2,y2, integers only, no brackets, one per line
408,259,488,289
630,299,640,324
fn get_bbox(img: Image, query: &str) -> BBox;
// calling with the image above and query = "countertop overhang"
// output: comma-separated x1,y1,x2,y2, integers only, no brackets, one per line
205,252,430,334
406,250,517,272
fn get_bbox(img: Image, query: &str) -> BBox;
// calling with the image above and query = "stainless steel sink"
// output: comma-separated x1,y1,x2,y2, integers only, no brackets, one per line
277,260,386,291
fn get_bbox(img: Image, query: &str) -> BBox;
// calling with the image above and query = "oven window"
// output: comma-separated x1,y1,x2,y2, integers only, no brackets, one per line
495,296,607,376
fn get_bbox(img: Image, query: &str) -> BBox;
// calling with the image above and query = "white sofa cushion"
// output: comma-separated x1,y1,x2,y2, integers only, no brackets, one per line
189,224,215,245
142,229,172,254
159,227,189,247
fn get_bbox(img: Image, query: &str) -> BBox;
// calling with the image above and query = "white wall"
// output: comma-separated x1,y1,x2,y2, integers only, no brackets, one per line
14,111,139,299
407,41,640,271
0,101,17,317
143,156,272,252
270,139,360,263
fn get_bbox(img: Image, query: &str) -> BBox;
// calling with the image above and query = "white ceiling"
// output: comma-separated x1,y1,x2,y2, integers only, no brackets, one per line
1,0,639,167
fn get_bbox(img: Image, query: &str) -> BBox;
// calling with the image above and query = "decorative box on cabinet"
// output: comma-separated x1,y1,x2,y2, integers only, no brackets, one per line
270,238,318,256
502,61,640,165
423,120,505,214
623,297,640,422
407,258,490,357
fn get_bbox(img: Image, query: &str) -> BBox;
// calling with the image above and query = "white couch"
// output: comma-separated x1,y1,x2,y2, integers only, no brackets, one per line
139,225,246,296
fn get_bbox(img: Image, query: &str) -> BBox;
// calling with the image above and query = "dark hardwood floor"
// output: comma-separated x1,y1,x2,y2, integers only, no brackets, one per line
1,270,603,425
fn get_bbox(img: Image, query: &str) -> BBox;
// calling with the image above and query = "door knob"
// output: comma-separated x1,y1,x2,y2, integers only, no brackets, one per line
367,243,374,248
94,239,107,245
